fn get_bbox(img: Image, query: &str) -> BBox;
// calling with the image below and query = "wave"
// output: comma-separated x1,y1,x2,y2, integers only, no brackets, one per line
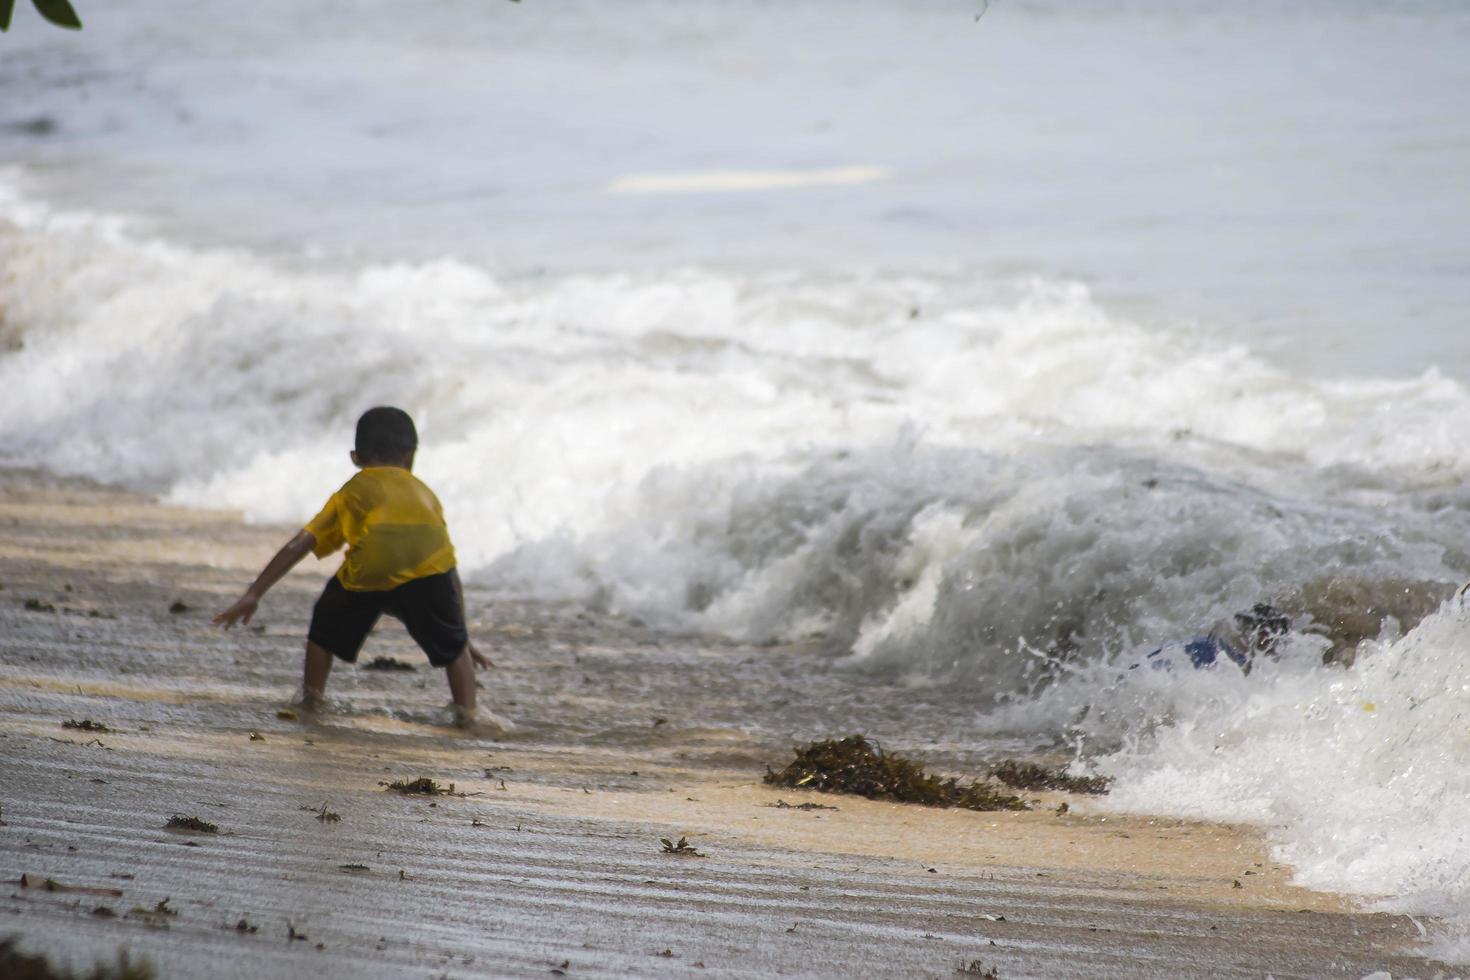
493,437,1461,691
1039,600,1470,961
4,176,1469,681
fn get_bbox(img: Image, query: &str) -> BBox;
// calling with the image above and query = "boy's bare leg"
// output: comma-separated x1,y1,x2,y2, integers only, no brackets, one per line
445,646,476,722
302,641,335,707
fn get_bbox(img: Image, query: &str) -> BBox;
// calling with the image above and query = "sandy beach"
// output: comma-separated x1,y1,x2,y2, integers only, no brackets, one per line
0,468,1449,979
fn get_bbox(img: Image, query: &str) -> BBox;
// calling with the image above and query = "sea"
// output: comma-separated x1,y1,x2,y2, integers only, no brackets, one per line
2,0,1470,964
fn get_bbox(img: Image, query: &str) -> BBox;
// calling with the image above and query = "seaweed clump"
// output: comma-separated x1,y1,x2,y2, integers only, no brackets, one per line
165,815,217,834
764,736,1025,811
382,777,452,795
63,719,112,733
0,938,153,980
763,799,839,811
990,760,1110,796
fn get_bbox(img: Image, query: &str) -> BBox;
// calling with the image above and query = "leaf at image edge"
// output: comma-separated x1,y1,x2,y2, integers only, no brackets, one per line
32,0,82,30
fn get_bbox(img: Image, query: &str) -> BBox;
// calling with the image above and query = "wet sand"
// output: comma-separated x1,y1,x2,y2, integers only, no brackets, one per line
0,468,1449,978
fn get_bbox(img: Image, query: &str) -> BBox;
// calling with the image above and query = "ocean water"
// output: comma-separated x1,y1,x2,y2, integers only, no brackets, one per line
3,0,1470,962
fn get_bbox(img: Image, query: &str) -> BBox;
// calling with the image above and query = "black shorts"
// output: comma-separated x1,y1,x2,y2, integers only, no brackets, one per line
307,570,468,668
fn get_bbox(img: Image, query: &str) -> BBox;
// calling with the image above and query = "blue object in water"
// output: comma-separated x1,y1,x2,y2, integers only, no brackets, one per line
1146,635,1250,671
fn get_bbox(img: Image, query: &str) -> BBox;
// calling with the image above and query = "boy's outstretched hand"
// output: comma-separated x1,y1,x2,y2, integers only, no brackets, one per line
211,530,315,632
213,593,260,629
468,641,495,669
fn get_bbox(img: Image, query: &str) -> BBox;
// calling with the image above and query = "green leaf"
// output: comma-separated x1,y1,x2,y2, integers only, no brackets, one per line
31,0,82,30
0,0,16,32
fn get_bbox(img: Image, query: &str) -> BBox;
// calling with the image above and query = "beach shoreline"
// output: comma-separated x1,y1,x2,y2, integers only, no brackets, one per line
0,468,1448,978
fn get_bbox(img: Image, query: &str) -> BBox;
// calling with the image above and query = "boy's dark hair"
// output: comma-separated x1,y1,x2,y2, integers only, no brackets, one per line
355,406,418,462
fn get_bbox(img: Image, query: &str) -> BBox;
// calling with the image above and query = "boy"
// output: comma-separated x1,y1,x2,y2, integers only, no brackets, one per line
213,406,506,729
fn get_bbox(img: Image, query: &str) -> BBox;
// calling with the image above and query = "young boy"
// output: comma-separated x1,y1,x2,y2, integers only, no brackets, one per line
213,406,506,729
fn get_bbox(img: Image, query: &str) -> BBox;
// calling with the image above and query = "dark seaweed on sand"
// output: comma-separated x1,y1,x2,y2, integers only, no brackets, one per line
63,719,111,733
362,656,416,672
0,937,154,980
989,760,1110,796
165,815,217,833
762,799,838,811
382,777,452,795
764,736,1026,812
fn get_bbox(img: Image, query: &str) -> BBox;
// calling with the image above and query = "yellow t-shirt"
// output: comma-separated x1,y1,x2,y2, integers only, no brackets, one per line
304,467,457,591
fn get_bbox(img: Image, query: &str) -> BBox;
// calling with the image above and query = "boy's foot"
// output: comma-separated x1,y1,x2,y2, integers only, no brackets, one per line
290,687,327,715
453,705,516,734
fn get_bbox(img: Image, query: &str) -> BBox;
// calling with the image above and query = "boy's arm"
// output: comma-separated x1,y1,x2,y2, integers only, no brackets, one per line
451,568,495,669
213,530,317,629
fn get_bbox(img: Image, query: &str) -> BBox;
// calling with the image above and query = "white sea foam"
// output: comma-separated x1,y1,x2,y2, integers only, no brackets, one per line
606,166,890,194
4,177,1469,602
1042,601,1470,962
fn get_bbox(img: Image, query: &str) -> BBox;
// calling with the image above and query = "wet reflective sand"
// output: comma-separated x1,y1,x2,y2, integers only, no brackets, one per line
0,470,1445,978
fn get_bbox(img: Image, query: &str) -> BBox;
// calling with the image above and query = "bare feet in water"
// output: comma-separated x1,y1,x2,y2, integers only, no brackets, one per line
454,705,516,734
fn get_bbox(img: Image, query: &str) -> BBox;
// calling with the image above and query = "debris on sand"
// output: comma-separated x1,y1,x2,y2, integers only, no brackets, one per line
381,777,453,795
63,719,112,734
957,960,1000,978
16,874,124,897
22,598,56,613
660,836,704,857
314,802,341,823
989,760,1110,796
128,899,178,928
764,736,1026,812
362,656,416,672
167,600,190,615
248,731,264,741
234,918,258,934
165,815,218,834
0,936,155,979
762,799,839,812
275,709,297,721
